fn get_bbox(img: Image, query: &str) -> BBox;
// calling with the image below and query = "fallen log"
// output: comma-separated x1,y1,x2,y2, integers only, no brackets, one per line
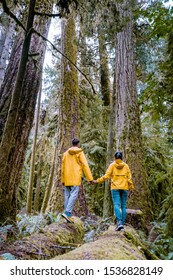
0,217,84,260
52,225,159,260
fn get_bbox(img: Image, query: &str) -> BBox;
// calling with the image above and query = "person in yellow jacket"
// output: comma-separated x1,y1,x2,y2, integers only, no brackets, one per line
94,151,134,231
61,138,94,223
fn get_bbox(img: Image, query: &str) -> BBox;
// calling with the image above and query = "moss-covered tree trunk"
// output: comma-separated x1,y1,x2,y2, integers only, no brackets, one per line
98,27,114,217
0,217,84,260
47,12,80,213
98,27,110,107
103,74,116,218
26,82,42,214
53,225,158,260
0,0,53,223
33,138,44,213
41,143,57,213
33,158,43,213
115,0,151,219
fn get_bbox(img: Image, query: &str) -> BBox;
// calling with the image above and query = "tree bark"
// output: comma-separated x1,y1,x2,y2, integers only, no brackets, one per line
33,139,44,213
33,159,43,213
115,0,151,219
47,12,80,213
0,2,18,87
0,0,37,223
26,82,42,214
41,143,57,213
97,27,114,217
0,32,23,141
103,73,116,218
98,27,110,106
0,0,53,223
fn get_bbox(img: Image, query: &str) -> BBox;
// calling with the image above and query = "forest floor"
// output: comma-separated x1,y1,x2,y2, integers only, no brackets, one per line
0,213,111,260
0,212,172,260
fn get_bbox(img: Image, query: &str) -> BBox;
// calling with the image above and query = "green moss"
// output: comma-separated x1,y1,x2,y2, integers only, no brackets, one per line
124,227,159,260
52,225,156,260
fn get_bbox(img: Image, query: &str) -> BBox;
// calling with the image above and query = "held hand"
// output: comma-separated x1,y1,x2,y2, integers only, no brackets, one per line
89,180,97,185
93,180,97,184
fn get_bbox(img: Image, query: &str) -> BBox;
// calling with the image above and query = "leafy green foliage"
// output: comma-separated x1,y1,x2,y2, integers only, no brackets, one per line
135,2,173,239
149,221,173,260
138,1,173,127
159,192,173,236
142,118,172,217
0,224,13,243
16,214,48,236
80,92,109,215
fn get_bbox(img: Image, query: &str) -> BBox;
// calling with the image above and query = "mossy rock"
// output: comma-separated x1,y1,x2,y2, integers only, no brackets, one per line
52,225,158,260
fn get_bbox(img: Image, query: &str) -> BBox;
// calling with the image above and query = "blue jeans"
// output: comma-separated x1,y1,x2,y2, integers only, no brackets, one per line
64,186,80,217
111,190,129,225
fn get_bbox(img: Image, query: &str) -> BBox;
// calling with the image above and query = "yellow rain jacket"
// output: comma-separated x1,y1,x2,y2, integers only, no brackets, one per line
61,147,93,186
96,159,134,190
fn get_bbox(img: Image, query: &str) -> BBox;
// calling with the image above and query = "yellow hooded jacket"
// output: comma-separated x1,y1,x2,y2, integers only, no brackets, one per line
96,159,134,190
61,147,93,186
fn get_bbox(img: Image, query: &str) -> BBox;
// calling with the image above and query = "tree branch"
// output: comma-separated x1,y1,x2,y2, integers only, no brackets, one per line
0,0,96,95
34,11,62,18
33,29,97,95
0,0,26,32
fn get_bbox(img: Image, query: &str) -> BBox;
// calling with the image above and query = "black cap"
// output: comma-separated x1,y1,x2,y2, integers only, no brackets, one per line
115,151,122,159
72,138,80,146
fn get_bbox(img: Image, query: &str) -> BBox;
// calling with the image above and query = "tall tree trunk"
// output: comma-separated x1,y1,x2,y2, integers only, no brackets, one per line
0,32,23,141
0,3,18,87
47,12,80,213
33,136,45,213
0,0,37,223
33,155,43,213
98,27,114,217
98,27,110,106
41,143,56,213
0,0,53,223
26,82,42,214
103,73,116,218
115,0,151,219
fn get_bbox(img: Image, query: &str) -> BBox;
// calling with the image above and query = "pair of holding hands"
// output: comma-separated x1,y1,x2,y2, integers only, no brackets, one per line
89,180,134,198
90,180,97,185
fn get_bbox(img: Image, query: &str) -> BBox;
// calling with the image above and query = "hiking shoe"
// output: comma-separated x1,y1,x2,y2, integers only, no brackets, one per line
115,223,124,231
61,213,74,224
119,224,124,230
